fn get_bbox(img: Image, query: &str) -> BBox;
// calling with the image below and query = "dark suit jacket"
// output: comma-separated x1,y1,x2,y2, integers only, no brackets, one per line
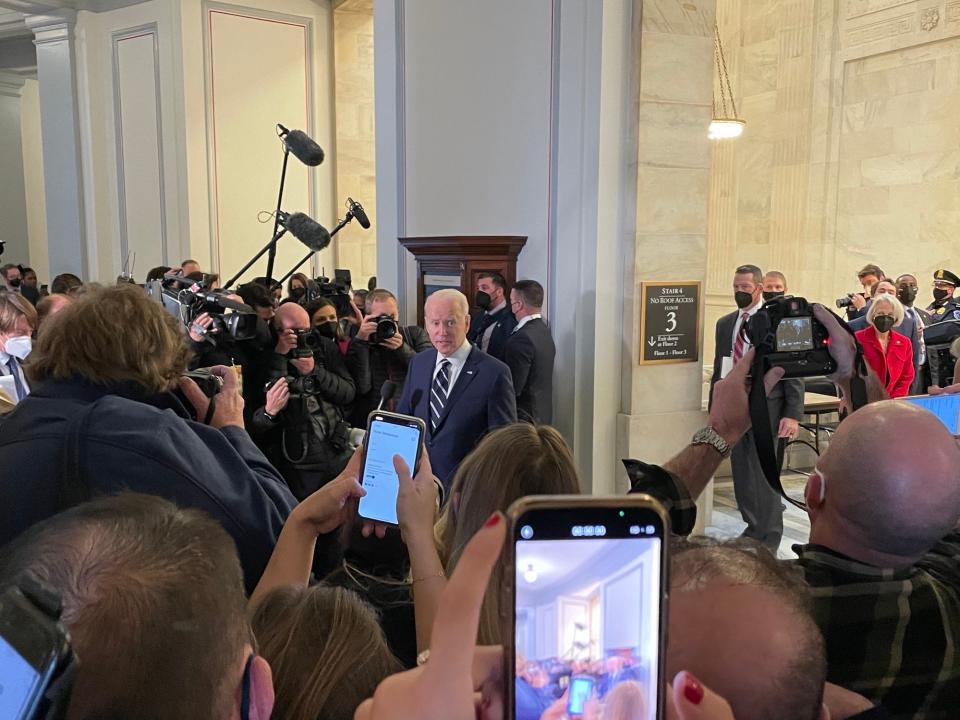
503,318,555,424
467,305,518,361
396,347,517,487
849,308,920,372
709,310,804,427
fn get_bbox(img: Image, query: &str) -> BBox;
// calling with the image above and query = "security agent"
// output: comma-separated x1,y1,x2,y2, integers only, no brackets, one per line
926,269,960,323
467,272,517,360
251,302,356,500
345,288,432,426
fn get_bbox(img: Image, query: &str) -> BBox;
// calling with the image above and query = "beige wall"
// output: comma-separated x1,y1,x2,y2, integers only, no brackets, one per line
706,0,960,370
333,0,376,285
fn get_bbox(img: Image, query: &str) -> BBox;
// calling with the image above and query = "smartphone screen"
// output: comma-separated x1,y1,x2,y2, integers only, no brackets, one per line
511,501,666,720
358,414,424,525
776,317,814,351
902,394,960,435
0,635,42,718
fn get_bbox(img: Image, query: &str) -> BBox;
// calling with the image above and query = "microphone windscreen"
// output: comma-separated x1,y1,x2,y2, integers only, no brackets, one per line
380,380,398,405
283,129,324,166
285,212,331,252
350,199,371,229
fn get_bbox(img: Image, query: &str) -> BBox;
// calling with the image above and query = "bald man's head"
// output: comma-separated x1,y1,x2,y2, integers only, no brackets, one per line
668,540,826,720
810,400,960,564
274,301,310,332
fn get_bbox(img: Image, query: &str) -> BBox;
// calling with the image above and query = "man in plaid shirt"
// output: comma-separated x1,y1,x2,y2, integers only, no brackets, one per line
627,306,960,720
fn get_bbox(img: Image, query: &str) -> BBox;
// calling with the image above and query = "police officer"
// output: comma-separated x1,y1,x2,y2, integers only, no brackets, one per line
926,269,960,323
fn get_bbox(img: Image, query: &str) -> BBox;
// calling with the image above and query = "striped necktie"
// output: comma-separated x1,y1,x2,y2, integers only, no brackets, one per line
5,358,25,402
431,359,451,431
733,312,750,364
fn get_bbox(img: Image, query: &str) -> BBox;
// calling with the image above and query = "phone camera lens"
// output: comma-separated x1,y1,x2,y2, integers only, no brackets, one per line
520,525,534,540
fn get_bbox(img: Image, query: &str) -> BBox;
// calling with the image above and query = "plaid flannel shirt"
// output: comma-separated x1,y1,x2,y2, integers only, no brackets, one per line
624,458,960,720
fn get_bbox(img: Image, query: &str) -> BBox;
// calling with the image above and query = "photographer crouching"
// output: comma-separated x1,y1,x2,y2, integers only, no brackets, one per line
345,288,432,425
252,301,356,499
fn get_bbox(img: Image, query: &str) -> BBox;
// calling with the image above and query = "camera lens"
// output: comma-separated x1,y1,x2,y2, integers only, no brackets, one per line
520,525,534,540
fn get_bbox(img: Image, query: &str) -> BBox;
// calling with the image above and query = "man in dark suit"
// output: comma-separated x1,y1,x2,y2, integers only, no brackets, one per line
467,272,517,361
503,280,555,424
397,289,517,488
709,265,804,552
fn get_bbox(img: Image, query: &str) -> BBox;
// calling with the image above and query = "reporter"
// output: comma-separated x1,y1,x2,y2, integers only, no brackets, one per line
252,301,356,499
346,288,433,425
288,272,311,302
50,271,83,295
0,284,296,592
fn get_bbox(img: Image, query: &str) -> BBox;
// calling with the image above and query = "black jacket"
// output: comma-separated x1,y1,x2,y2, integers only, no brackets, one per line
503,318,555,424
0,378,299,593
345,325,433,426
467,305,517,361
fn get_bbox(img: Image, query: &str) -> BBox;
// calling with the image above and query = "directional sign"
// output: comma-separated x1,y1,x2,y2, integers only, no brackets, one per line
639,281,701,364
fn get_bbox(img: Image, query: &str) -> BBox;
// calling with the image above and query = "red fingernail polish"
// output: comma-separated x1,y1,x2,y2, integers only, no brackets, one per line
484,513,501,527
683,675,704,705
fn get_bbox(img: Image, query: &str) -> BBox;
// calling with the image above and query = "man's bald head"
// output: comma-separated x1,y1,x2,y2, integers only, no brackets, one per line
275,301,310,331
810,400,960,564
667,540,826,720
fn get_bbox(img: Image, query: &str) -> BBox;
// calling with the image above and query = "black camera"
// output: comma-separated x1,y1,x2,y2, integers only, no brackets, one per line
291,328,322,358
266,375,323,397
153,276,259,343
315,269,353,317
835,293,857,309
372,315,399,343
746,296,837,378
182,368,223,398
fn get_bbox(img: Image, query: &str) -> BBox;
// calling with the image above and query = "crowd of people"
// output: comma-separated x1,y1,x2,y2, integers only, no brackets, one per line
0,254,957,720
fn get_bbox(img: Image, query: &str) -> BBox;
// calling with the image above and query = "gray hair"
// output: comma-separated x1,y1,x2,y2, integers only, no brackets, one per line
425,288,469,316
867,293,905,328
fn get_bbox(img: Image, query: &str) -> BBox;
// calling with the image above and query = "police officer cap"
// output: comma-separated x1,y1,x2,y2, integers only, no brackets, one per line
934,269,960,286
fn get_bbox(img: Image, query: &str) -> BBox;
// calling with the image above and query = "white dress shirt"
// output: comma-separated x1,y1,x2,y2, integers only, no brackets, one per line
513,313,542,333
0,349,29,402
480,300,508,351
731,300,762,354
434,339,473,395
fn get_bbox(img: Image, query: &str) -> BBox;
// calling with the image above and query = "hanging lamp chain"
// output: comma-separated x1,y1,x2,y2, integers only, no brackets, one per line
714,24,738,120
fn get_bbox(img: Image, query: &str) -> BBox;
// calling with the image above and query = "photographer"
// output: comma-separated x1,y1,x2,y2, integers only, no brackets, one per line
838,264,883,321
346,288,432,425
252,302,356,499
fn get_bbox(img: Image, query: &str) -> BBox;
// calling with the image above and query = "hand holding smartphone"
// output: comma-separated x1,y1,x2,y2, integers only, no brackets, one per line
357,411,426,525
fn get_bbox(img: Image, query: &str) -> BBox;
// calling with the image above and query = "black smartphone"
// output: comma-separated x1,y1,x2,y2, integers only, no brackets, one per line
357,411,426,525
0,585,72,719
505,495,669,720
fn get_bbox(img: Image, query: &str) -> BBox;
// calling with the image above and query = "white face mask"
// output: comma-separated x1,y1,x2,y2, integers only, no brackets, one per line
5,335,32,361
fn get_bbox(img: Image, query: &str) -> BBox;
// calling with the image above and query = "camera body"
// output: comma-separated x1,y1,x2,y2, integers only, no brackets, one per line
153,276,259,343
314,268,353,317
182,368,223,398
835,293,856,309
291,328,321,359
747,296,837,378
372,315,399,343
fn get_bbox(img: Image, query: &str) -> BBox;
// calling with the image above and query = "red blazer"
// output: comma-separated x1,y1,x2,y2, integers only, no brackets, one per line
855,325,915,398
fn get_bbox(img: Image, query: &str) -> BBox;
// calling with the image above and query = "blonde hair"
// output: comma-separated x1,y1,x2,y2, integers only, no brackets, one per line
867,293,905,328
437,424,581,644
251,585,401,720
0,290,37,334
27,284,189,394
602,681,648,720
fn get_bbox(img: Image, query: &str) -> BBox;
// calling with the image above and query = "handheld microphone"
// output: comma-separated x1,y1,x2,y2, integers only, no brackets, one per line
377,381,398,410
277,211,332,252
277,124,324,166
347,197,371,229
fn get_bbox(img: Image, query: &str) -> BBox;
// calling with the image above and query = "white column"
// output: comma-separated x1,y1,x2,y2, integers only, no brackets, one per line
0,72,29,266
26,10,88,278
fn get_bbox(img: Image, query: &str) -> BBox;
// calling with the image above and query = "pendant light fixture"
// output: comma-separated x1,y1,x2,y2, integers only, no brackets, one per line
709,24,745,140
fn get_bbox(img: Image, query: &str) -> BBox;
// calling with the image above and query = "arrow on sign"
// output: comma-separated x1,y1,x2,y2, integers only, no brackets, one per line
647,338,657,347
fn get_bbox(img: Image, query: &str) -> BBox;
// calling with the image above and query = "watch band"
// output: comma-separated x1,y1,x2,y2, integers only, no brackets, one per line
691,426,731,459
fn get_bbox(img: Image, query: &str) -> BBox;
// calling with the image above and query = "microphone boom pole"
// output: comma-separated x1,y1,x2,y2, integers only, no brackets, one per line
276,215,352,286
224,227,288,289
265,142,291,282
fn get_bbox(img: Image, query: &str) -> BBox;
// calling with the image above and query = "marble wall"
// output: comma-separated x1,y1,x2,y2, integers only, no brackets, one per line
706,0,960,369
333,0,377,285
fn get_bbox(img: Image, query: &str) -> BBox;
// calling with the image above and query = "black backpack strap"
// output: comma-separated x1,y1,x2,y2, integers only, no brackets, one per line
57,400,100,512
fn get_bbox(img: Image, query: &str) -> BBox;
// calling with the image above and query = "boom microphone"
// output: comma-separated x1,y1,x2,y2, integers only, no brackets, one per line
277,124,324,166
278,211,331,252
347,197,371,229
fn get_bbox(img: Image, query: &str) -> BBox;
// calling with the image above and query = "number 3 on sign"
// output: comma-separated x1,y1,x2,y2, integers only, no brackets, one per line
665,311,677,333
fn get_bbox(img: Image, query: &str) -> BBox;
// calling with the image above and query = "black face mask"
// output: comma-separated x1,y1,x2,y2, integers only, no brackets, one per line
934,288,952,303
873,315,895,333
290,286,306,302
762,291,785,302
316,321,338,339
734,291,755,309
474,291,492,311
9,278,20,288
897,286,917,305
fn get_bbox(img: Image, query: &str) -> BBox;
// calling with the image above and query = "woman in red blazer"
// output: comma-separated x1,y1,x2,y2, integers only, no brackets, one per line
855,293,915,398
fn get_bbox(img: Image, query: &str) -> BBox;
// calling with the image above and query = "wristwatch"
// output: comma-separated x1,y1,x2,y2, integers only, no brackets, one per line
691,426,731,459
